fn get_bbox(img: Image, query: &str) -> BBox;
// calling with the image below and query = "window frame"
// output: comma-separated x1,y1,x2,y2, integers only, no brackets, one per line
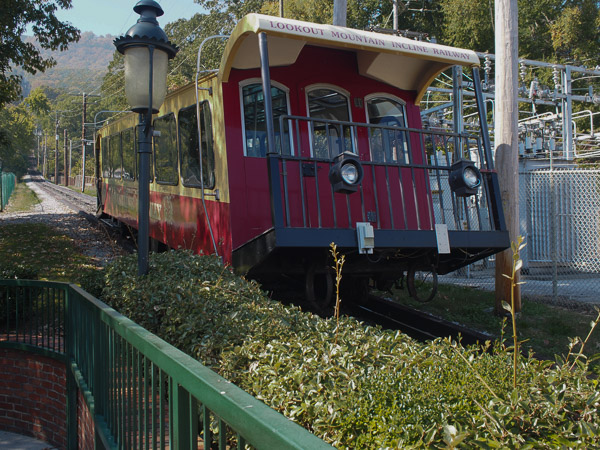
305,84,356,159
152,112,179,186
239,78,294,158
178,101,216,190
121,127,136,181
108,133,122,179
364,93,410,164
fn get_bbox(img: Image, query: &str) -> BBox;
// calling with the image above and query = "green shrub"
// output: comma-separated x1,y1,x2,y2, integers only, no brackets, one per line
0,262,39,280
97,251,600,448
77,267,106,298
0,263,39,324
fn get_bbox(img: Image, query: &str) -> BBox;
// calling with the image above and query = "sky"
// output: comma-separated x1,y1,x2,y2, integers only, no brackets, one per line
54,0,205,36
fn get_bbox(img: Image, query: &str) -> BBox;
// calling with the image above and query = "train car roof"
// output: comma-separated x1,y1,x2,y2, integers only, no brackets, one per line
219,14,480,105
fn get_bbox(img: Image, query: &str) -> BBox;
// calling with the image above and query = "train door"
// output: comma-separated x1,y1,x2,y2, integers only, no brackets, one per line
239,80,293,237
302,85,358,229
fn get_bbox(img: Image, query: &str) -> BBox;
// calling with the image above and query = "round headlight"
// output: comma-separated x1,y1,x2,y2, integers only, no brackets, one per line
463,167,481,188
341,163,359,184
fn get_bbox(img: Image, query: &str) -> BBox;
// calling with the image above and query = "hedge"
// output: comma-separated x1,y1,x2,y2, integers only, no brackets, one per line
87,251,600,448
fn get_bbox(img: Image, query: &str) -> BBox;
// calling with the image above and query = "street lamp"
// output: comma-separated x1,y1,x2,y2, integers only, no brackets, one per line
114,0,178,275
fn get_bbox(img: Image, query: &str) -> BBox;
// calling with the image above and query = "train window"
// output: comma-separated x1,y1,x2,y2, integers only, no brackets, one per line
101,136,110,178
109,133,122,179
121,128,135,180
153,113,179,185
366,96,409,164
241,83,291,157
307,87,354,159
178,103,215,189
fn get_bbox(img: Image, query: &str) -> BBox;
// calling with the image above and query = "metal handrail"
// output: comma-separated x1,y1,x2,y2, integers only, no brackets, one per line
0,279,332,449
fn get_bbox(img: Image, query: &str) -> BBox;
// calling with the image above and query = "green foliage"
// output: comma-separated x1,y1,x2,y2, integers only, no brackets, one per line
0,104,35,177
0,0,80,107
97,250,600,448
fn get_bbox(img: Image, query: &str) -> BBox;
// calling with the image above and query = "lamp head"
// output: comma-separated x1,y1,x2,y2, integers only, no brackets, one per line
114,0,179,113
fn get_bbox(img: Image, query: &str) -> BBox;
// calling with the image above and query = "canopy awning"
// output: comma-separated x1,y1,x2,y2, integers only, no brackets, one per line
218,14,480,105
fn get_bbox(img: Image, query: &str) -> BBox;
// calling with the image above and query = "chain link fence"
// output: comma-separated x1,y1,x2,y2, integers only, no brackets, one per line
440,169,600,305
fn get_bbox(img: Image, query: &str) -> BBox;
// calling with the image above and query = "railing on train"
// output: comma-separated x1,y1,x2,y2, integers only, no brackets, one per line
0,171,17,212
0,280,332,449
271,115,501,233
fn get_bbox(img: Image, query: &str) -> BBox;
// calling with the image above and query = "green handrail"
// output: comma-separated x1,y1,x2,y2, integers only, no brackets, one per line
0,279,333,450
0,172,16,211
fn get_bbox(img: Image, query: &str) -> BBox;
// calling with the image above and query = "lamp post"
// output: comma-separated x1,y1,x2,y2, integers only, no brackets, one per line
114,0,178,275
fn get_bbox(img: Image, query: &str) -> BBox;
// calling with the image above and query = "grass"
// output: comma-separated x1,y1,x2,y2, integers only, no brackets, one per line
0,223,98,283
388,282,600,364
1,181,101,283
2,181,40,212
67,185,96,197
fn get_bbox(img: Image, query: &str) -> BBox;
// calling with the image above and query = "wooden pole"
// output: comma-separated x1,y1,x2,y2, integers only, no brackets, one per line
81,93,87,193
333,0,347,26
63,129,68,186
494,0,521,313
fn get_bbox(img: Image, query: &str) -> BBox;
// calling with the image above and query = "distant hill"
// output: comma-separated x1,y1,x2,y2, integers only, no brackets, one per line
19,31,116,96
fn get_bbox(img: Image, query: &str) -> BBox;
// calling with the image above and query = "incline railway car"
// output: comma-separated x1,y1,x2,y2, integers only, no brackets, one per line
97,14,509,308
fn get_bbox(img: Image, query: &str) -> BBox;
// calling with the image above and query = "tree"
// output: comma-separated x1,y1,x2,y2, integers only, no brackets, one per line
24,87,51,115
0,0,80,108
439,0,600,63
0,104,35,177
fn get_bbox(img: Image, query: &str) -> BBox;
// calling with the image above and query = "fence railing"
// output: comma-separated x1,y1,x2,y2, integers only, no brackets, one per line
0,280,332,449
271,115,501,233
0,171,16,211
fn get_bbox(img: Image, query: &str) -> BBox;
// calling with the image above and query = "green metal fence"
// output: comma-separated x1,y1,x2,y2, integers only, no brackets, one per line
0,172,17,211
0,280,333,450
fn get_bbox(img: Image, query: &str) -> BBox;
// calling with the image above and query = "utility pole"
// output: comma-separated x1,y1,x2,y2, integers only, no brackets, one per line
81,93,87,192
43,135,47,178
54,114,59,184
63,129,68,186
279,0,283,17
333,0,347,26
69,139,72,181
494,0,521,313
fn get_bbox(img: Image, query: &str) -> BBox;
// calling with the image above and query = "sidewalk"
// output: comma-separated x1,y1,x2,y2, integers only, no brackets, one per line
0,430,57,449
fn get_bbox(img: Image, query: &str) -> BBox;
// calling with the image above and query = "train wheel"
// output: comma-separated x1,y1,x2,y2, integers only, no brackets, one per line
407,265,438,303
305,263,334,313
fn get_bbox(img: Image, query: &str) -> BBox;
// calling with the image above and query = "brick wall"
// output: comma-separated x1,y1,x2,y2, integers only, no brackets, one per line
0,348,67,448
78,390,95,450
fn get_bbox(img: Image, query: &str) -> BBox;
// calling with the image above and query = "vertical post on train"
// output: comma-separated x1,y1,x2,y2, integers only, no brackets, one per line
452,66,464,159
115,0,178,276
494,0,521,313
258,32,284,231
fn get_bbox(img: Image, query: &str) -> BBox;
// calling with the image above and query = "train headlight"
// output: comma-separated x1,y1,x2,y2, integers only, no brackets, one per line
449,160,482,196
341,163,359,184
329,151,364,194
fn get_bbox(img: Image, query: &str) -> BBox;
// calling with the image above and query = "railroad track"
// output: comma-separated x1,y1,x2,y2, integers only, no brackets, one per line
29,174,97,221
270,282,491,345
346,296,492,345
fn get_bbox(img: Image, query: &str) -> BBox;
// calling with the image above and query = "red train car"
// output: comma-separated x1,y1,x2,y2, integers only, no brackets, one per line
98,14,509,308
